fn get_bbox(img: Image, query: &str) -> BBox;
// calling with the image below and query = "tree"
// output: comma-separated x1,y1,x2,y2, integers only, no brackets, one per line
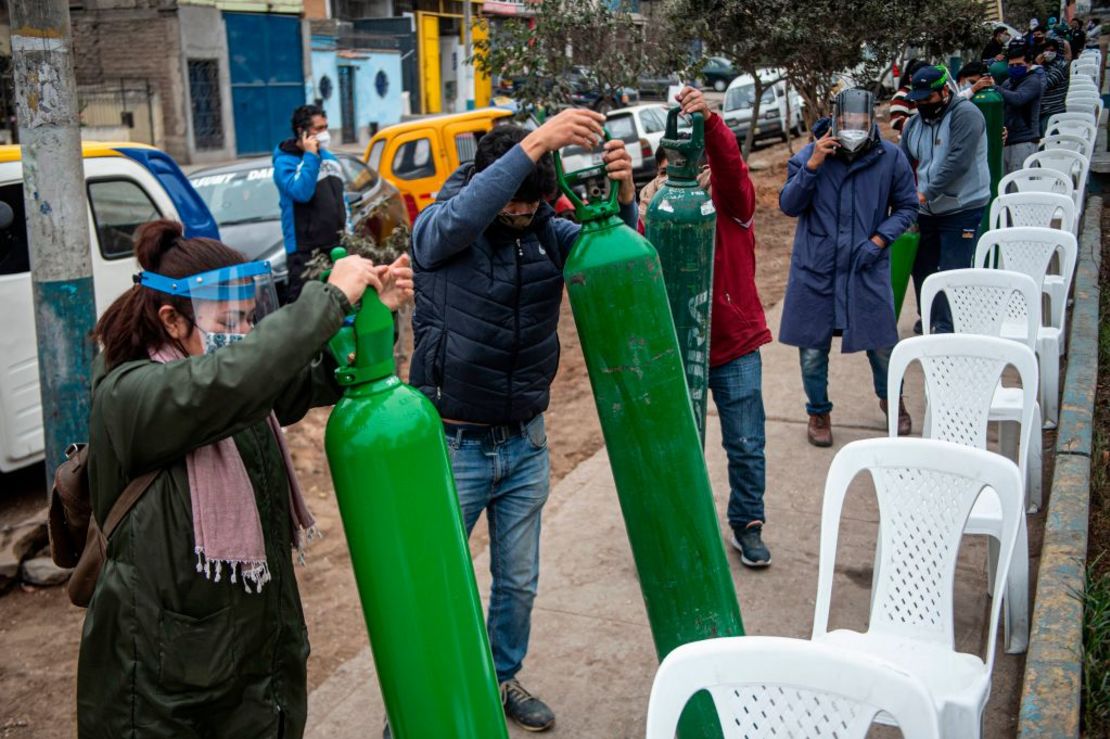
662,0,791,154
751,0,986,128
472,0,657,115
1004,0,1060,28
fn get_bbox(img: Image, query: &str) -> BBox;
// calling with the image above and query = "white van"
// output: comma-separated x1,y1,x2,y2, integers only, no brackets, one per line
0,142,219,473
721,71,805,145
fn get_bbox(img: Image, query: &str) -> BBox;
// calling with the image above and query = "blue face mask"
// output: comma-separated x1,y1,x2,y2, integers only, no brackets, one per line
1008,64,1028,82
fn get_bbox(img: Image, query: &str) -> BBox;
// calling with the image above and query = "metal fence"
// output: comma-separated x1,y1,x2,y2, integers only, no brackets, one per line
78,80,157,146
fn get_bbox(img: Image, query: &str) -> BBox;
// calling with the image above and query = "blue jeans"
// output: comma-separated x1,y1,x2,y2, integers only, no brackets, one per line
912,207,984,333
799,340,892,416
446,414,550,683
708,351,767,529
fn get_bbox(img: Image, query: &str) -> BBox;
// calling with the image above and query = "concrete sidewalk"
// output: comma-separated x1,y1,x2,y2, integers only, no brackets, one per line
306,299,1035,738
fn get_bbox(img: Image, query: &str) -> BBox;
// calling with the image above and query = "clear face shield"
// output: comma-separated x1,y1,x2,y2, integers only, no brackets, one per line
138,261,280,353
831,89,875,153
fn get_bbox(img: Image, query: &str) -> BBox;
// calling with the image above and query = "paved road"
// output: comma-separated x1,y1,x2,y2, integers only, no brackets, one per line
306,296,1035,738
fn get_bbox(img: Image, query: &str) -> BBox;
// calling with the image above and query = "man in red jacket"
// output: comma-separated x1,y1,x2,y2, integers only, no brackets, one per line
672,86,774,567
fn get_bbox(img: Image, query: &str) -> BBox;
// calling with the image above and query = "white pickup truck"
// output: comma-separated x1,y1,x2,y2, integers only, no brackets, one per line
0,142,219,473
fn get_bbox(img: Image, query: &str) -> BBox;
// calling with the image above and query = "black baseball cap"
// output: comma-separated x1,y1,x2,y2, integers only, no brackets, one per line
906,65,951,101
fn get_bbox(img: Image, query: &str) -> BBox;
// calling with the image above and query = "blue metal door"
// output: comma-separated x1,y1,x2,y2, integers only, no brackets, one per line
225,12,306,156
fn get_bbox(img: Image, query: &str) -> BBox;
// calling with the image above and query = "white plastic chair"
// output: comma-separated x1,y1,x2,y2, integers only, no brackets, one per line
1065,95,1103,119
988,191,1076,236
1047,111,1100,130
1070,60,1099,80
920,268,1046,511
814,438,1023,737
1066,97,1103,121
644,636,942,739
1044,120,1097,149
1068,83,1100,98
974,228,1075,426
977,225,1079,341
1040,132,1094,161
1023,149,1090,211
886,335,1037,655
998,168,1077,216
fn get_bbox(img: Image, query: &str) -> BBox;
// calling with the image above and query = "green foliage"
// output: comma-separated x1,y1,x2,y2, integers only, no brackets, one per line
301,192,412,283
1083,558,1110,732
472,0,663,113
1004,0,1060,28
662,0,989,125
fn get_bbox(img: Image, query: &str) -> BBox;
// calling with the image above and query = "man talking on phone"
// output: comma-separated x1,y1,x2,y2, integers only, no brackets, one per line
274,104,347,302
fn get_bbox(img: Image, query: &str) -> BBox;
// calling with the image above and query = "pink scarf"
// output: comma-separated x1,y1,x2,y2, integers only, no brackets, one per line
150,346,316,593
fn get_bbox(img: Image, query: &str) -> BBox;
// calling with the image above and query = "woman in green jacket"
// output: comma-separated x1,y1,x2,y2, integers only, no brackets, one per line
77,219,411,738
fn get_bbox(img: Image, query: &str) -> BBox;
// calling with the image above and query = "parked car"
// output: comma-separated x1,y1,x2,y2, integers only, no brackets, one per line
722,72,806,145
496,68,639,113
605,104,670,185
637,71,681,99
836,46,899,97
697,57,738,92
0,142,219,473
559,107,646,188
363,107,516,218
189,152,409,301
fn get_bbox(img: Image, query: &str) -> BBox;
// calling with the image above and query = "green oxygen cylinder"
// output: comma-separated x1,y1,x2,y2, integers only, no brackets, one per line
322,249,507,739
972,86,1005,236
554,144,743,739
644,109,716,446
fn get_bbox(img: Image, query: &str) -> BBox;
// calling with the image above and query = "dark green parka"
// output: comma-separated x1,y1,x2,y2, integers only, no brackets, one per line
77,281,350,739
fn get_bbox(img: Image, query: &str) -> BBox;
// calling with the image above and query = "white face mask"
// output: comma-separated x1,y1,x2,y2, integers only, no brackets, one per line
314,130,331,149
837,129,869,152
200,328,247,355
1043,51,1057,62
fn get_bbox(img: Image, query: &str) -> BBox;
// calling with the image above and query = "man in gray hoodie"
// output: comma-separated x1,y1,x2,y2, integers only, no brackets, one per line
901,64,991,334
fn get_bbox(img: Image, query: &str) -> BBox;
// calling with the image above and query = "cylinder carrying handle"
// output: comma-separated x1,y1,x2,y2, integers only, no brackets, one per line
660,108,705,182
553,128,620,223
325,246,395,386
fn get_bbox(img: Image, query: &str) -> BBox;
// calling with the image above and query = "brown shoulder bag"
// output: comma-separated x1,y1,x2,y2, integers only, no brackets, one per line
47,443,158,607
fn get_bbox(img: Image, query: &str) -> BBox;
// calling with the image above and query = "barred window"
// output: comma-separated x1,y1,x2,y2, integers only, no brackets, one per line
189,59,225,151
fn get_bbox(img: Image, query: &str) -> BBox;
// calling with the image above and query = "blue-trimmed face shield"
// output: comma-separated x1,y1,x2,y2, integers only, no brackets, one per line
137,261,279,353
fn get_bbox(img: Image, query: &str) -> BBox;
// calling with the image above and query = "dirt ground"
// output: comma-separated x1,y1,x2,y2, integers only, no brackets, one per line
0,130,805,737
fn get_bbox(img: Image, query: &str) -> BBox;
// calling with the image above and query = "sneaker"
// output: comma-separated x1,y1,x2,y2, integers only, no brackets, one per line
807,413,833,447
880,398,912,436
730,523,772,567
502,678,555,732
382,721,391,739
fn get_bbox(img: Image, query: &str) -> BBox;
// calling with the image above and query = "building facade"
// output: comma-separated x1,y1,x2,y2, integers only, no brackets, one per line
308,20,404,145
62,1,310,162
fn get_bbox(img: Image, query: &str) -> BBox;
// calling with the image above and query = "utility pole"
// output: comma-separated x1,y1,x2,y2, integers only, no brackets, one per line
10,0,97,488
463,0,476,110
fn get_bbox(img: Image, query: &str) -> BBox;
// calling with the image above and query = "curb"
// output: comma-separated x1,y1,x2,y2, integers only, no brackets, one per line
1017,195,1103,738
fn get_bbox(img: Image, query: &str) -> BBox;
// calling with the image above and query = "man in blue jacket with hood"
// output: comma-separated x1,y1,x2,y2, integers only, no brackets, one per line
901,64,990,335
404,108,637,735
779,88,918,448
273,104,347,302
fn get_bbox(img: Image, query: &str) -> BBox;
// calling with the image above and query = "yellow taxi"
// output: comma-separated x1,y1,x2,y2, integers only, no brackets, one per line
362,108,515,219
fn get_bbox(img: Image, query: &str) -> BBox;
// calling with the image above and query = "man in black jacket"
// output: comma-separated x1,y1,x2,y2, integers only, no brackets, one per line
981,25,1011,62
407,108,637,734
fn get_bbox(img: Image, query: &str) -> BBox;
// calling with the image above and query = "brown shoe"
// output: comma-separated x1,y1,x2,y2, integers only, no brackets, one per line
807,413,833,447
880,398,912,436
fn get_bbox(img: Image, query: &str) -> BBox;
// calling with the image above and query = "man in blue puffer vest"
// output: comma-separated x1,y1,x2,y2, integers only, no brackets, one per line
406,108,637,735
273,104,347,302
901,64,991,335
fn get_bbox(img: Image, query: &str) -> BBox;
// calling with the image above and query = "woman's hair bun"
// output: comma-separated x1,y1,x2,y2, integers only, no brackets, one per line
133,219,184,271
